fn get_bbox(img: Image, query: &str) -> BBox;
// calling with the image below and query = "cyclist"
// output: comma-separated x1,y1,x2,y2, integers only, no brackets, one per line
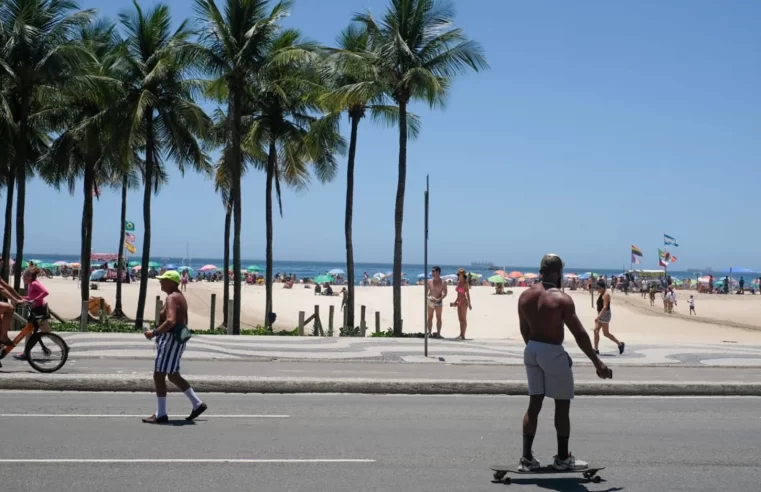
12,267,51,361
0,268,27,346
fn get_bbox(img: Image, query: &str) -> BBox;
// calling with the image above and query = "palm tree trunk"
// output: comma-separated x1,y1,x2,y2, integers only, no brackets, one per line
230,87,243,335
113,174,128,318
392,100,408,336
79,162,94,319
344,114,361,329
2,173,15,283
14,104,29,291
135,113,155,328
222,198,232,327
264,138,276,329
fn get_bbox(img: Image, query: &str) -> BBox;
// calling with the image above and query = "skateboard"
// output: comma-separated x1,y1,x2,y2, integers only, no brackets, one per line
490,464,605,485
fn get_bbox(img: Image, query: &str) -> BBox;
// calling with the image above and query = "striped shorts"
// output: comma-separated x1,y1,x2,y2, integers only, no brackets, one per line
154,332,186,374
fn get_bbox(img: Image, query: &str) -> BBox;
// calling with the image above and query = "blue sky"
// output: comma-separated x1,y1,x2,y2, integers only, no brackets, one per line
20,0,761,269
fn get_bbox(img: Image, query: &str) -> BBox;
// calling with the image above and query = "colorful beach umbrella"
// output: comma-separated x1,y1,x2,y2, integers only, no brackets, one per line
53,261,68,266
524,273,539,279
508,271,523,279
199,264,217,272
313,274,334,284
493,270,509,278
165,263,178,270
148,261,160,268
328,268,345,275
247,265,263,272
37,262,54,269
129,261,141,267
488,275,506,284
177,266,194,274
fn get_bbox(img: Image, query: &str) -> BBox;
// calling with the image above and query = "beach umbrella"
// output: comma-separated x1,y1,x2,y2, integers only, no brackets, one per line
129,261,141,267
493,270,509,278
508,271,523,279
488,275,506,284
524,273,539,279
199,264,217,272
132,265,142,270
468,272,482,278
247,265,263,272
29,259,43,264
564,273,578,278
177,266,194,273
373,272,386,279
148,261,160,268
53,261,68,266
313,274,334,284
164,263,178,270
69,262,81,268
90,270,106,281
328,268,345,275
37,262,54,269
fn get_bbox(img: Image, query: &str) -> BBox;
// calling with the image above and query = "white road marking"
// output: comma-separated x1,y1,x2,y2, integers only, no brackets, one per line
0,459,375,464
0,414,289,418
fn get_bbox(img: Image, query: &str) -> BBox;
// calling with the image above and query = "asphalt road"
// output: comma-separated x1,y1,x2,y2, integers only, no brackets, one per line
3,358,760,382
0,393,758,491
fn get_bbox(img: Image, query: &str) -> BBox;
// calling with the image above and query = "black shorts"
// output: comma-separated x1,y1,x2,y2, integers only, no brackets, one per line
30,305,50,321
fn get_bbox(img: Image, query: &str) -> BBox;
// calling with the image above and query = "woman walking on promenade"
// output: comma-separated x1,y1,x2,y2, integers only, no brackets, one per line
594,279,625,355
142,271,207,424
454,268,472,340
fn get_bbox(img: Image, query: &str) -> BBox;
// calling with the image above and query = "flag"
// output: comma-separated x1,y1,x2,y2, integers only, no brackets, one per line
125,221,135,232
670,255,677,263
631,254,642,265
125,242,136,254
658,249,671,267
659,257,669,267
631,245,643,257
125,232,136,244
664,234,678,247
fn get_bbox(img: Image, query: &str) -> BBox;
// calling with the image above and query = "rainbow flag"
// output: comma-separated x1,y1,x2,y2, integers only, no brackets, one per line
631,245,643,257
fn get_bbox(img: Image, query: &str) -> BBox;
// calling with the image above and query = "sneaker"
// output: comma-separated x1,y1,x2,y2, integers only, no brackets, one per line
12,353,27,361
618,342,626,355
142,414,168,424
518,456,541,472
186,402,208,421
552,453,588,471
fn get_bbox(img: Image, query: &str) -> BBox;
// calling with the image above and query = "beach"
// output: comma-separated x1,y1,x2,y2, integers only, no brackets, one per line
40,277,761,344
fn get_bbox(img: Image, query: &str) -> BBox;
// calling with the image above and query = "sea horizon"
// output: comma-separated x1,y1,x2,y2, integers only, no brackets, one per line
14,252,725,279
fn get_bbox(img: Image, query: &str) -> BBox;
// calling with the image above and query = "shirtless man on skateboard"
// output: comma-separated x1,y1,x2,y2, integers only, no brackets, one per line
517,254,612,472
426,266,448,338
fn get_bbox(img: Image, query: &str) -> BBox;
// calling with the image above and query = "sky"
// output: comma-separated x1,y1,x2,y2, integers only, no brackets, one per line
17,0,761,269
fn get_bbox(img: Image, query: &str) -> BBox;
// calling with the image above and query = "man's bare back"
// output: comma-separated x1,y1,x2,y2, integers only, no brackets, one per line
518,283,570,345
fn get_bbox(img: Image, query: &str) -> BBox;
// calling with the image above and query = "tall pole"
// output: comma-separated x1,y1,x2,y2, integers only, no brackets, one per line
423,175,430,357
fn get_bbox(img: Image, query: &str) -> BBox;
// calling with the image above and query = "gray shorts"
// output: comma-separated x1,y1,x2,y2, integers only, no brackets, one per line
524,340,574,400
598,310,611,323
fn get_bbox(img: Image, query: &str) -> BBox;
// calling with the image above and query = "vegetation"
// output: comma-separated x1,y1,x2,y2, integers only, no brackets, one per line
0,0,486,336
50,320,298,336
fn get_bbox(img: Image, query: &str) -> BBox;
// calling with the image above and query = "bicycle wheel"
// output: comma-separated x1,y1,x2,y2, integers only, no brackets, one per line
25,333,69,373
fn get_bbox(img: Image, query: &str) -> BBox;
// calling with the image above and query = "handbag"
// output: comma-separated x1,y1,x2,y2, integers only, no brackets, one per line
172,324,192,344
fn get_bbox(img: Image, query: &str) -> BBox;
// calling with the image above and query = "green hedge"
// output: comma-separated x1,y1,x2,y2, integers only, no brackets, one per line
50,321,298,336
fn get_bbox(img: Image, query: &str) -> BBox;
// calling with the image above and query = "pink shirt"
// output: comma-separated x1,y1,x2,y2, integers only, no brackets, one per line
25,280,49,308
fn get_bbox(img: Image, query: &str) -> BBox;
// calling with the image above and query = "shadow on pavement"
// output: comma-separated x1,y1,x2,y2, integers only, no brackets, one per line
506,477,623,492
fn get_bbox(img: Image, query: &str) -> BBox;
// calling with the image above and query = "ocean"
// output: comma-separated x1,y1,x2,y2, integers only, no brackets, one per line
22,253,701,281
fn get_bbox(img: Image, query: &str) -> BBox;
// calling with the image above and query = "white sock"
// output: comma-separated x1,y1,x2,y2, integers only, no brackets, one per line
184,388,202,409
157,396,167,417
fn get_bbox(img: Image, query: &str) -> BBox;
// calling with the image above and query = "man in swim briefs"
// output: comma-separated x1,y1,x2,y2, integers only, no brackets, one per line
426,266,447,337
517,254,611,472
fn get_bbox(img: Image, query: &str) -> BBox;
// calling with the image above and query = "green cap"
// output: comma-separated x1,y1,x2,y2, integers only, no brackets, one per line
156,270,181,284
539,254,564,274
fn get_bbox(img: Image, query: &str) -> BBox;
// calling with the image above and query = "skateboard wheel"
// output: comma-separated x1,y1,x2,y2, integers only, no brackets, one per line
504,477,511,485
593,476,602,483
493,471,506,481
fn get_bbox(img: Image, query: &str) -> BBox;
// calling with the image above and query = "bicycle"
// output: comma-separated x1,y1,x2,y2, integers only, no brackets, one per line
0,309,69,373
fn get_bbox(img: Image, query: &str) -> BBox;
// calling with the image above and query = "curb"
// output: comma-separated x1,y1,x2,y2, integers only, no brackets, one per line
0,375,760,395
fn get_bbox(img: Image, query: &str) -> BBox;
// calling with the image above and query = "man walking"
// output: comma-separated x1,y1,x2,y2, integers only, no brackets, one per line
517,254,611,471
426,266,447,338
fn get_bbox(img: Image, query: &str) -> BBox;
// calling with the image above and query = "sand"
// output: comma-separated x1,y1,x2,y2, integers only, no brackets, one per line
40,277,761,344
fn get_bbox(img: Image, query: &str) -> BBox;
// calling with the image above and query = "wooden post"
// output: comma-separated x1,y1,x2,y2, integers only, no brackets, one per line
298,311,305,336
328,305,334,337
343,308,348,329
80,301,88,331
227,299,234,335
314,305,324,336
360,305,367,337
375,311,381,334
99,298,106,323
154,296,162,326
209,293,216,330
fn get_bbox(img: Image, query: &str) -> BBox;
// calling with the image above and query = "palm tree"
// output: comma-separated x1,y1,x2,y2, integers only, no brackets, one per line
213,161,233,327
245,30,346,328
117,1,211,328
326,24,420,329
194,0,290,334
39,19,127,314
0,0,96,289
355,0,488,335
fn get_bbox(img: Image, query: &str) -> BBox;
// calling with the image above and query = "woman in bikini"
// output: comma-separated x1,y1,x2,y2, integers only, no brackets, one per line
453,268,472,340
180,269,189,292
